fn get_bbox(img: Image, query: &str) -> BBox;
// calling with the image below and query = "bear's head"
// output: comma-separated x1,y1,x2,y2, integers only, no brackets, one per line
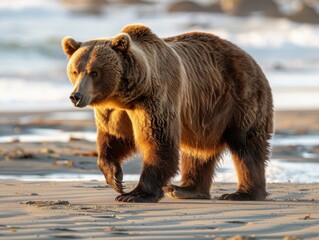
61,33,131,108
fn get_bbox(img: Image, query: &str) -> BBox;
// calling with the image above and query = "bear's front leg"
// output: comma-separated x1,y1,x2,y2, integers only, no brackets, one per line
116,109,180,203
97,130,135,193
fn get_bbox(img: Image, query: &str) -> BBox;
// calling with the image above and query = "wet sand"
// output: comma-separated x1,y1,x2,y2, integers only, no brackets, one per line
1,108,319,135
275,110,319,133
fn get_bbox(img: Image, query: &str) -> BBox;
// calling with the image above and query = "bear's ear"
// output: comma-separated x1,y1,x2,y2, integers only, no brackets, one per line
62,37,81,58
111,33,131,52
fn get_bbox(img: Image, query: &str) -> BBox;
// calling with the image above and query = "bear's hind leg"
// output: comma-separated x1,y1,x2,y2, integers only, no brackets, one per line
164,153,220,199
220,131,270,201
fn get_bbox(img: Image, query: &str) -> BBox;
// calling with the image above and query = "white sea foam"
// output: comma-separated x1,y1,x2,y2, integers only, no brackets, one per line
265,160,319,183
0,77,71,111
0,0,57,10
234,19,319,48
0,130,97,143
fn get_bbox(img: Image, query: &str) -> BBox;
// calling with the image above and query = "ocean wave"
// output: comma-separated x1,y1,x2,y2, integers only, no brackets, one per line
0,38,64,59
1,15,319,74
1,1,319,49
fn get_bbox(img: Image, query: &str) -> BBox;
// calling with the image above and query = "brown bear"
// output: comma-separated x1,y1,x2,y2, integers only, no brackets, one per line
62,24,273,203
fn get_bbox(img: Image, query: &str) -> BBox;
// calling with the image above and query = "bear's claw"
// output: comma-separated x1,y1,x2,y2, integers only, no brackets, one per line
219,190,267,201
115,192,160,203
219,192,254,201
107,178,125,194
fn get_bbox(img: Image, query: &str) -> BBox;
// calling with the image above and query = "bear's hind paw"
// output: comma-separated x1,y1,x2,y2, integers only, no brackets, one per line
219,190,266,201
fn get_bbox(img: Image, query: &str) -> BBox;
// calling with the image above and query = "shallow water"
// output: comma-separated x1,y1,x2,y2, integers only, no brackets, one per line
0,125,318,183
0,158,318,183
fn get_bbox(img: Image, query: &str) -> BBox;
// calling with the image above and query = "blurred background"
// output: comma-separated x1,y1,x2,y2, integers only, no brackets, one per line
0,0,319,183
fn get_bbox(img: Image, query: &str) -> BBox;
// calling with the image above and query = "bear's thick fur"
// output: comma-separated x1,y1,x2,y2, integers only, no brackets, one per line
62,24,273,202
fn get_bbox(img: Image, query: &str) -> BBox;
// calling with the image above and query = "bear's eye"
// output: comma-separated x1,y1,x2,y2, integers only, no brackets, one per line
89,71,98,78
73,71,77,75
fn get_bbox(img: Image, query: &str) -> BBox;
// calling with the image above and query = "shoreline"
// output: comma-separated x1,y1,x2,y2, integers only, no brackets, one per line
274,109,319,132
1,108,319,131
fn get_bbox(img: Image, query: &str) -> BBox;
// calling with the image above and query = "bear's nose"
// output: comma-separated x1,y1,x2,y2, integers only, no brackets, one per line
70,92,83,106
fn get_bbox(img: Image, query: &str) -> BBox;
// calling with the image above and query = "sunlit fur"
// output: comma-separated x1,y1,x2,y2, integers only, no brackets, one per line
62,24,273,202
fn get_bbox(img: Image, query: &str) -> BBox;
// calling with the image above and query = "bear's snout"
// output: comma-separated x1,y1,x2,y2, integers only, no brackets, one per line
70,92,83,107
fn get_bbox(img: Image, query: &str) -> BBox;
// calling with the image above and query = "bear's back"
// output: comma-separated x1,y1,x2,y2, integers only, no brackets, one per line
162,31,271,149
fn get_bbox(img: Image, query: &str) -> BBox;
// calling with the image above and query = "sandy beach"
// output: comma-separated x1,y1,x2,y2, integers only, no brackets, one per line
0,181,318,239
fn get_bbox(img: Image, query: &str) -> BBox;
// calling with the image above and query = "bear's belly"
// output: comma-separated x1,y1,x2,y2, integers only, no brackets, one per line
180,126,226,160
180,142,226,160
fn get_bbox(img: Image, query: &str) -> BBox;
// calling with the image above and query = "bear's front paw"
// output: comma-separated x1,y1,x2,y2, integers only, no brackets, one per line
98,159,124,194
115,190,161,203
